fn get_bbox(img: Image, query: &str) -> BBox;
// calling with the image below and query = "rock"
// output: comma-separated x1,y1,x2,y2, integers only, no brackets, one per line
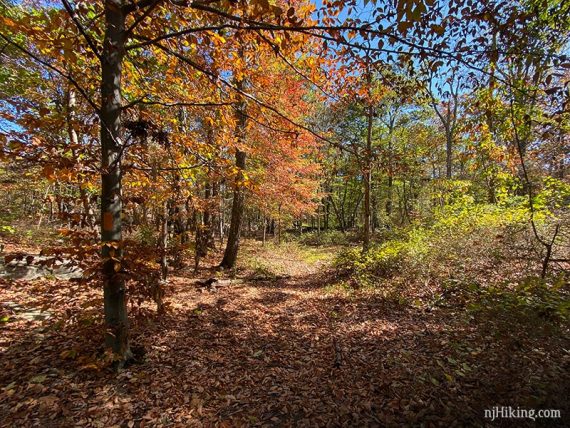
2,301,52,321
0,255,83,281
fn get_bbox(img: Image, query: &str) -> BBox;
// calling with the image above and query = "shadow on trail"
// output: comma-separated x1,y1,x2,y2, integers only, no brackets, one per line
1,271,567,427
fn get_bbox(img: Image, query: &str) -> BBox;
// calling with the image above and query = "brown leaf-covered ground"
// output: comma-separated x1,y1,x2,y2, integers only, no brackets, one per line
1,242,568,427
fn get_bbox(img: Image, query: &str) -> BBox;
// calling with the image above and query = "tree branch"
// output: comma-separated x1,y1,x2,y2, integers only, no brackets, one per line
148,39,357,155
0,32,100,113
60,0,102,60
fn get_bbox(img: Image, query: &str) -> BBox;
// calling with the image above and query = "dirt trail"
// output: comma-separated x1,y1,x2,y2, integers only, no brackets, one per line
1,245,568,427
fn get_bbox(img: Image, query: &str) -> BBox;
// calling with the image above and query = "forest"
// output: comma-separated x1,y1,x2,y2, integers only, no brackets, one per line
0,0,568,426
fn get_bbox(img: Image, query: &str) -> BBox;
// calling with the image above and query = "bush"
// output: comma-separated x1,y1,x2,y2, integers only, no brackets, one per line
333,198,565,293
299,230,349,246
333,241,407,278
466,274,570,323
135,225,157,246
0,225,16,236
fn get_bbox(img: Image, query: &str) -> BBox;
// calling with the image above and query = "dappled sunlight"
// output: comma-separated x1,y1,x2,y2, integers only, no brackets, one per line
2,260,567,425
1,0,569,425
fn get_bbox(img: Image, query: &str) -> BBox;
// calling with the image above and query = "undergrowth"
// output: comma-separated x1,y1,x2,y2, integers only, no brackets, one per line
332,196,569,321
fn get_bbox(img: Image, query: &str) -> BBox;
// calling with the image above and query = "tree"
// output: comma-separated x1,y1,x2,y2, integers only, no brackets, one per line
2,0,569,365
424,68,462,179
220,71,247,270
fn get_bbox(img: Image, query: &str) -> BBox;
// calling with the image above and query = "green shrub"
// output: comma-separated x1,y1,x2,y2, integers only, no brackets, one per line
467,274,569,323
333,239,408,284
333,199,549,289
246,258,277,279
300,230,349,246
135,225,157,246
0,225,16,235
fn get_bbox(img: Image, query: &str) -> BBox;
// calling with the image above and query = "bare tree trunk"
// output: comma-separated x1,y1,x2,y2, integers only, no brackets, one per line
363,103,373,252
159,202,168,280
324,197,329,230
37,185,51,228
427,71,459,180
262,216,267,246
220,149,246,269
386,119,394,216
328,195,345,232
203,181,214,249
277,205,282,245
194,211,205,274
155,199,168,312
218,182,225,244
445,128,452,179
220,76,247,269
317,204,321,235
100,3,131,364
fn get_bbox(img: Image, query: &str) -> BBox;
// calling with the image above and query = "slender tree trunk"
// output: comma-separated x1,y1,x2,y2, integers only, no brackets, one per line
276,204,282,245
37,185,51,228
220,149,246,269
100,3,131,363
154,199,168,312
210,180,221,245
386,120,394,216
159,200,168,281
220,77,247,269
218,182,225,244
363,104,373,252
350,192,364,229
79,187,94,229
317,204,321,235
66,87,79,147
194,210,206,273
445,128,452,179
328,195,344,232
203,180,217,249
324,197,329,230
262,216,267,246
340,184,348,230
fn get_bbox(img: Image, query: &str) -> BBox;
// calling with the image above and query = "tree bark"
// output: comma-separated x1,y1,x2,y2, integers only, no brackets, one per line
203,180,215,249
386,116,395,216
220,78,247,269
262,216,267,246
276,204,282,245
100,2,131,363
363,103,373,252
159,200,168,281
445,128,452,179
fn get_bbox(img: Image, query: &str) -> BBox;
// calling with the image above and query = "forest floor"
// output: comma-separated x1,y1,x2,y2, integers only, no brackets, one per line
0,240,568,427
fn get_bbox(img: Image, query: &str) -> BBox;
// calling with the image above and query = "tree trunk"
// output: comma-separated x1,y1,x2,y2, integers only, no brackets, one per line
203,180,216,249
324,197,329,230
154,199,168,312
317,204,321,235
328,195,344,232
276,205,282,245
386,119,394,216
363,104,373,252
220,77,247,269
159,200,168,281
100,3,131,363
220,149,246,269
262,216,267,246
445,129,452,179
212,180,222,244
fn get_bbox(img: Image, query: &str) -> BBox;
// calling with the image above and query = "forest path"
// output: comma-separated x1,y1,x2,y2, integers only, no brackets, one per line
0,241,568,426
